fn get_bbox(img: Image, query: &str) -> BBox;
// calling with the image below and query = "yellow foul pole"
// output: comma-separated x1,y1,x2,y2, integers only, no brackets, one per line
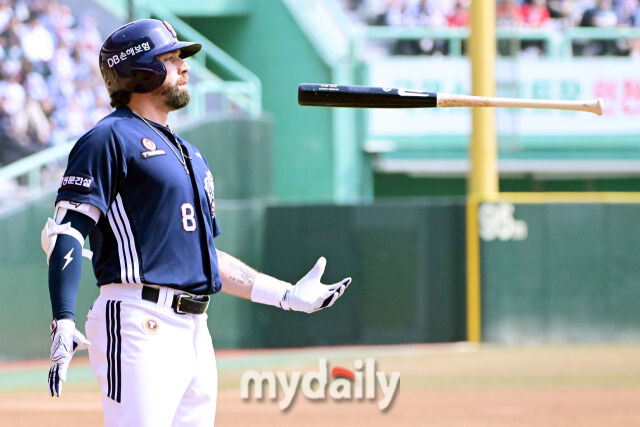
467,0,498,343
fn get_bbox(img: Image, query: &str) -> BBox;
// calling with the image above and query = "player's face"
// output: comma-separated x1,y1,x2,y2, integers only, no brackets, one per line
157,49,190,111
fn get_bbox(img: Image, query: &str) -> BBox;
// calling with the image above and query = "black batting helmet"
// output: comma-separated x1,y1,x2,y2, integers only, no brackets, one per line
99,19,201,94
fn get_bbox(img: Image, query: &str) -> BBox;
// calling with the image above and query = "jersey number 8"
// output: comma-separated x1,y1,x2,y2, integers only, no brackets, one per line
181,203,196,232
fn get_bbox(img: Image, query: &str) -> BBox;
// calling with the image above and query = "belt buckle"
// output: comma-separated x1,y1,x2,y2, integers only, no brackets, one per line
174,293,189,315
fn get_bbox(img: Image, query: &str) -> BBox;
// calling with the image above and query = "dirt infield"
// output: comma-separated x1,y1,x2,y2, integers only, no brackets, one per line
2,344,640,426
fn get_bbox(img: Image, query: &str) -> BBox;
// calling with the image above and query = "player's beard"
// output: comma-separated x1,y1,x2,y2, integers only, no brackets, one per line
161,80,190,111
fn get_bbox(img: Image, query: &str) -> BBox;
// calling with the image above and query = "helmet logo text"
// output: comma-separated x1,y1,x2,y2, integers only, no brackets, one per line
107,42,151,68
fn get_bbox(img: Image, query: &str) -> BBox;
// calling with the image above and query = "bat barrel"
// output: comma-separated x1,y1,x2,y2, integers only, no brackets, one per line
298,83,437,108
436,93,604,116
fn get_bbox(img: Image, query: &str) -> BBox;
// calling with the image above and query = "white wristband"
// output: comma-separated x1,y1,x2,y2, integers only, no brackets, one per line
251,274,292,309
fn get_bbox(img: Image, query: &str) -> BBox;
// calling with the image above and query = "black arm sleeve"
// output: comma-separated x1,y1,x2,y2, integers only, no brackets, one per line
48,210,96,320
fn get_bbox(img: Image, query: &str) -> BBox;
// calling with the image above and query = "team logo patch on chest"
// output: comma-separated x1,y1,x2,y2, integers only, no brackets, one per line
143,318,160,334
140,137,166,159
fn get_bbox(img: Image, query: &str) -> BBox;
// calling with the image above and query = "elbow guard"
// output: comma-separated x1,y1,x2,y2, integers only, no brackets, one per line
41,218,93,265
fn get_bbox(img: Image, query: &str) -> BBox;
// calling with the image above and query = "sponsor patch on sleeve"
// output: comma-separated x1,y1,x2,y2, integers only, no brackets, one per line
59,174,93,194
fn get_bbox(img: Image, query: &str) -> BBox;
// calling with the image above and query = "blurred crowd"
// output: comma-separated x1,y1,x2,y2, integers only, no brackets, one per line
0,0,110,167
340,0,640,56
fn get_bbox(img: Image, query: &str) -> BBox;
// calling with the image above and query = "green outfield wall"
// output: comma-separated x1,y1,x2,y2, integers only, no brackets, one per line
480,199,640,343
254,201,468,347
7,189,640,359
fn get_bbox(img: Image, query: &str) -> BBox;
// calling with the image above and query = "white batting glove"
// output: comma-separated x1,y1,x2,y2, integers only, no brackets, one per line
282,257,352,313
48,318,90,397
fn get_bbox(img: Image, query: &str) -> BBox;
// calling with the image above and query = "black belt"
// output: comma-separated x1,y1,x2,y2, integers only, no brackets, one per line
141,286,209,315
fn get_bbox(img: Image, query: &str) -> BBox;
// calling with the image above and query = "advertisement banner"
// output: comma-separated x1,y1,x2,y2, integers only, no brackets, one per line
366,58,640,137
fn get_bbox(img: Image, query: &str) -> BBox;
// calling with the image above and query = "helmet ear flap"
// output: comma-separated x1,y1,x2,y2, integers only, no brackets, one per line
144,57,167,91
130,66,165,93
121,58,166,93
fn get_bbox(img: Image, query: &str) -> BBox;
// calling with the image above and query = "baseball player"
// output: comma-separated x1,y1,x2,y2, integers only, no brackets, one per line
42,19,351,426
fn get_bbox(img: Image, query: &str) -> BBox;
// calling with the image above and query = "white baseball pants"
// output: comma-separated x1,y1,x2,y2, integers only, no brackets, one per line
85,284,217,427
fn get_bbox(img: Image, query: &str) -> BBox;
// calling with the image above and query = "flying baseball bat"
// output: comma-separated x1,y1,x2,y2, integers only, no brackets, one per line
298,83,604,115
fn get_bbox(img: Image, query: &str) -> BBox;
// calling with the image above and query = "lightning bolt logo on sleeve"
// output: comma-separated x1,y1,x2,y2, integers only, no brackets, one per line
63,248,74,271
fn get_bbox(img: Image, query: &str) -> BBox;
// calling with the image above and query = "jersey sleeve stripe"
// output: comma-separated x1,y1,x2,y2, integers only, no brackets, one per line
111,203,133,283
115,195,142,284
107,207,129,283
107,194,142,284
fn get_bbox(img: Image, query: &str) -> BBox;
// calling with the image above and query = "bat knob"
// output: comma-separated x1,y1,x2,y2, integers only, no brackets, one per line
583,97,604,115
594,97,604,116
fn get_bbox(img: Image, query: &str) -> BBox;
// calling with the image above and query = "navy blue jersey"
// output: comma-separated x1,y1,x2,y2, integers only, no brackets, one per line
56,108,221,295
